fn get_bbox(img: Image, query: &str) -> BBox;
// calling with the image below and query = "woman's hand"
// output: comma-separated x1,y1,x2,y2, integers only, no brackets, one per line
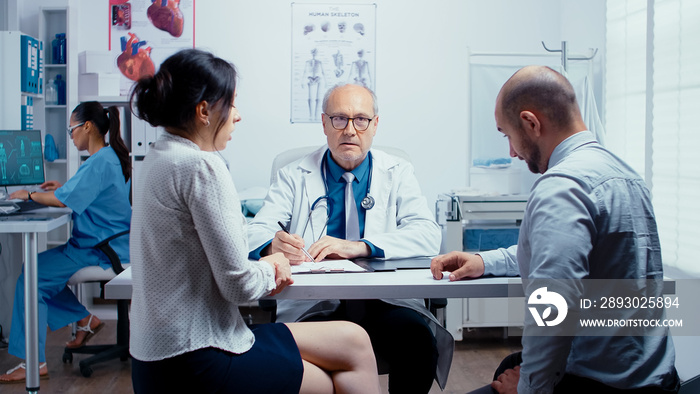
40,180,62,191
8,190,30,201
262,252,294,296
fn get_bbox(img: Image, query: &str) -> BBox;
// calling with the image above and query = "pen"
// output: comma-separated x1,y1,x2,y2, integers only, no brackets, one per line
277,221,315,262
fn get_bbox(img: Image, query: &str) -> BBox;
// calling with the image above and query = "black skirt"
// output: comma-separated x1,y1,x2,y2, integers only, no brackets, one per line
131,323,303,394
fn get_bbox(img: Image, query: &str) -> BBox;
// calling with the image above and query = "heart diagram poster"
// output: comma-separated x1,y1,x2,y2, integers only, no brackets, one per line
291,3,377,123
109,0,195,95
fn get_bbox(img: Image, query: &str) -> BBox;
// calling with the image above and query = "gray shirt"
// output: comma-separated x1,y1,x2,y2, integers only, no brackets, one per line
481,131,676,392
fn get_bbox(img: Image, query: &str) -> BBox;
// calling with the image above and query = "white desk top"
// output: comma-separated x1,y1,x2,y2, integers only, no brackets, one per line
0,208,71,233
105,266,524,300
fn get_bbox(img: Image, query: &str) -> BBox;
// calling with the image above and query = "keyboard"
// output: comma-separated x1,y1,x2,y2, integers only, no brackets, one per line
16,200,47,212
0,201,20,214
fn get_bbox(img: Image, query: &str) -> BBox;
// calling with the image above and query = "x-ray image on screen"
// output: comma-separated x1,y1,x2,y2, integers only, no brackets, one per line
0,130,45,187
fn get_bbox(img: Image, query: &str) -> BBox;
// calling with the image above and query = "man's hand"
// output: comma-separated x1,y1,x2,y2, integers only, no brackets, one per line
307,235,370,261
491,366,520,394
262,252,294,296
430,251,485,281
269,230,312,265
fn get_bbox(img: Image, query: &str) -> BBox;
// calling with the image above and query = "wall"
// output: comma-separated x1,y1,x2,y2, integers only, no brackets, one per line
20,0,606,208
1,0,19,30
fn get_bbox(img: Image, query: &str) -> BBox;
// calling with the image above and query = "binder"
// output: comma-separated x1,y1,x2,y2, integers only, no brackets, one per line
21,97,29,130
30,36,39,93
130,111,147,155
38,41,44,94
20,35,39,93
146,125,160,151
21,96,34,130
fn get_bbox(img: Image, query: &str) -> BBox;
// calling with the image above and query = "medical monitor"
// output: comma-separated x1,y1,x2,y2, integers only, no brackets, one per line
0,130,46,187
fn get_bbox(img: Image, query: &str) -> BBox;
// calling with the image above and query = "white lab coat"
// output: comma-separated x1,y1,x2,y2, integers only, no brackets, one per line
248,145,453,388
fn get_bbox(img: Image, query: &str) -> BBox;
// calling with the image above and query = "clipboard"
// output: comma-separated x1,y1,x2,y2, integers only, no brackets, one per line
353,257,434,272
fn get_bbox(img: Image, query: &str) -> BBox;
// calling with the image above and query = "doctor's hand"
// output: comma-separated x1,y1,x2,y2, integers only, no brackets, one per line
430,251,485,281
307,236,371,261
491,366,520,394
40,180,63,191
262,252,294,296
270,230,312,265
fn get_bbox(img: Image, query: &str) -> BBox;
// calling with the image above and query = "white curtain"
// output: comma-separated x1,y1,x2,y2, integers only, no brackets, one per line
469,59,599,194
605,0,700,278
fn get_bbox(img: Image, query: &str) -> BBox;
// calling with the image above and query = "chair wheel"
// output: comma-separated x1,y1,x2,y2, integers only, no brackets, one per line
62,351,73,363
80,365,93,378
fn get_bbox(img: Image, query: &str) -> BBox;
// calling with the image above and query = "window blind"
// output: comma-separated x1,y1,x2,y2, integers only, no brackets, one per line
651,0,700,278
606,0,700,278
605,1,647,177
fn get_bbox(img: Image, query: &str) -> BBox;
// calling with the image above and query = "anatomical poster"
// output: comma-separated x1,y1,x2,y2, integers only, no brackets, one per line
291,3,377,123
109,0,195,95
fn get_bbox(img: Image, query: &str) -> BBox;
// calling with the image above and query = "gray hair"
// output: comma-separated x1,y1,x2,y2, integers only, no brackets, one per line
321,83,379,115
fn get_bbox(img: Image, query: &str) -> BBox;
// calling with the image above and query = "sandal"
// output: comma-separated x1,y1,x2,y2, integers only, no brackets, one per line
0,362,49,384
65,314,105,349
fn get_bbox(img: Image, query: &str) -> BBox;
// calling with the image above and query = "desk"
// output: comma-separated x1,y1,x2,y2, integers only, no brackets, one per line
105,266,524,300
107,266,524,344
0,209,71,394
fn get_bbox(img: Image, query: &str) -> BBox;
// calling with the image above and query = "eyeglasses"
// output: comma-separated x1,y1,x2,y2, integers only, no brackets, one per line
326,115,375,131
67,122,85,136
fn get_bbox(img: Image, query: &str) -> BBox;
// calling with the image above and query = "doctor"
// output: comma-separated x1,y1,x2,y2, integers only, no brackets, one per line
248,83,452,393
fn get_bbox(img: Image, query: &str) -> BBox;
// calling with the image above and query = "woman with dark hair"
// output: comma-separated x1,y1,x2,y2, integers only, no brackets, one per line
128,48,380,393
0,102,131,384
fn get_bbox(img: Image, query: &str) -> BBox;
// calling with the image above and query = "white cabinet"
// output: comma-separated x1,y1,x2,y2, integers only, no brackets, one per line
0,6,75,247
77,95,162,199
438,194,528,339
38,5,77,247
39,5,78,182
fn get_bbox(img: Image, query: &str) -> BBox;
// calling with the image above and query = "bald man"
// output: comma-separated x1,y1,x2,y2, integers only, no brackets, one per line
432,66,679,393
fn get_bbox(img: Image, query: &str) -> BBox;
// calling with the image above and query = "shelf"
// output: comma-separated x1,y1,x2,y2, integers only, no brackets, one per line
45,105,67,109
79,95,129,103
44,64,67,69
21,92,44,100
46,159,67,164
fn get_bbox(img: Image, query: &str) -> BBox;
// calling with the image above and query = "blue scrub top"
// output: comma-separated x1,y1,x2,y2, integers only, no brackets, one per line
54,146,131,264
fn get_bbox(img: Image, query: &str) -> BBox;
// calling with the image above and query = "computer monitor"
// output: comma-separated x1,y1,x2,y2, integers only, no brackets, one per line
0,130,46,187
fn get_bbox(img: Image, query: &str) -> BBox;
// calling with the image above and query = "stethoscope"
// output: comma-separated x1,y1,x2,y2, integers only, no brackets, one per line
301,151,375,241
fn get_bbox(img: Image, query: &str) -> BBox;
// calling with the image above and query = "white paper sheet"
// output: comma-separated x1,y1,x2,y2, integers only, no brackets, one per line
291,259,366,274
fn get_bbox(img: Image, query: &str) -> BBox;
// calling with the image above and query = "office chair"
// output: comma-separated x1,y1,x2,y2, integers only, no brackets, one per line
62,230,130,378
260,145,447,323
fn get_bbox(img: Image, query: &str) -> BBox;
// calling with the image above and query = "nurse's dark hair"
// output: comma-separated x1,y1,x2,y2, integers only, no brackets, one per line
129,48,236,144
71,101,131,182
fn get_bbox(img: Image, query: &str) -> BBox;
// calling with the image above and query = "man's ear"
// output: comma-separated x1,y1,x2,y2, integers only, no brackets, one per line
519,110,541,138
321,113,329,136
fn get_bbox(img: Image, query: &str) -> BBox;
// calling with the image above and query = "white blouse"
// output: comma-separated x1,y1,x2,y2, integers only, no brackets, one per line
129,133,276,361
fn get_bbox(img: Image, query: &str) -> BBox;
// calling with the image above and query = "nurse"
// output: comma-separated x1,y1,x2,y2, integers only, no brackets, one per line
0,101,132,384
